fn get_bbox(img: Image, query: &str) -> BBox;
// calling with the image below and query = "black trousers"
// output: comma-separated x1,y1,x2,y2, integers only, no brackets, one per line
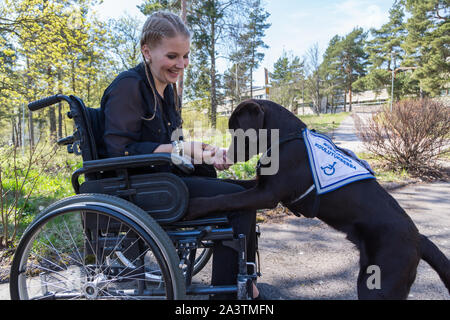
181,176,257,299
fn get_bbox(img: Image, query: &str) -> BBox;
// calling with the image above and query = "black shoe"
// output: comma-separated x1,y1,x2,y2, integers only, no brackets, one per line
253,293,266,300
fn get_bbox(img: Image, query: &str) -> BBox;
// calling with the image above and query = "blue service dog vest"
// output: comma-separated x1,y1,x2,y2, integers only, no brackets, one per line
302,128,375,195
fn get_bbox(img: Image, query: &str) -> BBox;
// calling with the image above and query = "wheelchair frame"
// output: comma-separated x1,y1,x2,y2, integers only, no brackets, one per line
9,94,260,300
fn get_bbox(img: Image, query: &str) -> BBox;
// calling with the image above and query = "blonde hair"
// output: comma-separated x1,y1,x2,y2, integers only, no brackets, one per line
141,11,190,120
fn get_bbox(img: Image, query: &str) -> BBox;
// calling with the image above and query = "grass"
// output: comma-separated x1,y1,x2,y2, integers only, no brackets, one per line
355,151,417,185
299,112,350,134
1,145,78,243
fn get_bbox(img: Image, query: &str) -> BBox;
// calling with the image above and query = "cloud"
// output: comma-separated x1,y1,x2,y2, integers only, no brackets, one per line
330,0,389,34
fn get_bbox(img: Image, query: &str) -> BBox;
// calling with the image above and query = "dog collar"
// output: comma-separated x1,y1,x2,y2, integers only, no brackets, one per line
256,132,304,176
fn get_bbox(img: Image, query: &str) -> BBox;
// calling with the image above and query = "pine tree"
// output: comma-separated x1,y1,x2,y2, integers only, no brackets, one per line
368,1,407,71
358,0,415,99
339,27,368,111
269,50,304,112
270,50,304,85
187,0,240,128
403,0,449,96
239,0,270,98
138,0,180,15
320,35,346,112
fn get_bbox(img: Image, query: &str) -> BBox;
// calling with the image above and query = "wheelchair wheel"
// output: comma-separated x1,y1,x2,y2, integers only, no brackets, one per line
10,194,186,300
192,244,213,276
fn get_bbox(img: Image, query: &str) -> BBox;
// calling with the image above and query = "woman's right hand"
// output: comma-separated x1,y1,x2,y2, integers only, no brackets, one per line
183,141,216,164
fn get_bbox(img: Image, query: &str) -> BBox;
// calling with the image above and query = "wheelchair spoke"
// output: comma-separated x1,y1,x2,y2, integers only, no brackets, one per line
62,216,91,276
34,236,94,275
99,216,111,271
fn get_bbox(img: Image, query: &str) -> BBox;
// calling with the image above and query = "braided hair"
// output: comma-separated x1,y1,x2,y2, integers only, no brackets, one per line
140,11,190,120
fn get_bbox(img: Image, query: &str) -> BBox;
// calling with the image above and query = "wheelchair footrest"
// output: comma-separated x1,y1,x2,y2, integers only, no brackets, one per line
187,285,237,295
167,226,233,242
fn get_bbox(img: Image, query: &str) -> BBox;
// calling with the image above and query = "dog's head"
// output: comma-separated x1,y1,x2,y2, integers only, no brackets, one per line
227,99,266,163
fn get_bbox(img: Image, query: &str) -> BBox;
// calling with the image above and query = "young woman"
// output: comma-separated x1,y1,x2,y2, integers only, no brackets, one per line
100,11,259,300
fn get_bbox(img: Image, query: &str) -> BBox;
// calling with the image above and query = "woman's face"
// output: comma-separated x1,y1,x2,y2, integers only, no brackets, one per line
142,35,190,90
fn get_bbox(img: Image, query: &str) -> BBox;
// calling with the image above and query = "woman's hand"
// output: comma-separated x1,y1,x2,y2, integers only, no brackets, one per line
183,141,217,164
212,148,233,171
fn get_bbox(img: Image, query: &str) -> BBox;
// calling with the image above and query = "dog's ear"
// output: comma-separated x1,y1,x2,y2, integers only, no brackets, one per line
229,99,265,130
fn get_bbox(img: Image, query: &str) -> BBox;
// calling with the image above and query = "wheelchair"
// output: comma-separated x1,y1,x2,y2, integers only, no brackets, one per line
9,94,261,300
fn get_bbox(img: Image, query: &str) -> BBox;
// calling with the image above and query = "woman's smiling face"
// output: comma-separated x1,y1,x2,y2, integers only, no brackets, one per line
142,35,190,94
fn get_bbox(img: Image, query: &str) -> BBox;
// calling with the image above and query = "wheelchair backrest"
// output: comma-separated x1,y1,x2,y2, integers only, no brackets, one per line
67,95,106,161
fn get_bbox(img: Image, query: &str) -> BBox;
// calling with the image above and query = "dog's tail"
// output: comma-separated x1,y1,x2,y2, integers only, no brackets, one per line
420,234,450,294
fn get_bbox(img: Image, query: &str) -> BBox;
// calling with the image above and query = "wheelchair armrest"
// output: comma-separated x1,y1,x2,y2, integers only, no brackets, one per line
82,153,194,174
71,153,194,194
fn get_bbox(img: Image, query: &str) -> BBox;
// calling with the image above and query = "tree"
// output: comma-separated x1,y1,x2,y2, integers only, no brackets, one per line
304,43,322,114
187,0,239,128
138,0,180,15
320,35,346,113
402,0,449,96
355,1,416,100
338,27,368,111
223,61,250,111
0,0,108,145
238,0,270,98
368,1,407,71
269,50,305,112
106,14,144,73
270,51,304,84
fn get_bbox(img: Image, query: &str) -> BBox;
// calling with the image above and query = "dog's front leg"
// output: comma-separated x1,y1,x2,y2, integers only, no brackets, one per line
184,186,278,220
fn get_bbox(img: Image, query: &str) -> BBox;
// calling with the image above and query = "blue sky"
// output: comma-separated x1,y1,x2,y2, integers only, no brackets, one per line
95,0,396,86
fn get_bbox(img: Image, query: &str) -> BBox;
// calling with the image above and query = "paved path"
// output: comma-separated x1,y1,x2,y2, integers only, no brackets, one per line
330,112,369,153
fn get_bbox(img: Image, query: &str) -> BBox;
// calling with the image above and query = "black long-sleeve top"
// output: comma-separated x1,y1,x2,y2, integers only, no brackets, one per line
100,63,182,158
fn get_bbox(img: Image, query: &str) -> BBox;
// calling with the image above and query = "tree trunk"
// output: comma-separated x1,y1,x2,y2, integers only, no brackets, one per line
343,91,347,112
348,86,352,112
17,110,22,147
72,60,76,93
28,112,34,148
49,108,57,141
57,71,63,139
348,70,353,112
11,117,16,146
177,0,188,104
58,104,63,139
250,47,254,98
210,15,217,128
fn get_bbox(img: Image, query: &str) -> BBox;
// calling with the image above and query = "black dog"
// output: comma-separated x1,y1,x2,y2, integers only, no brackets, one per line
185,99,450,299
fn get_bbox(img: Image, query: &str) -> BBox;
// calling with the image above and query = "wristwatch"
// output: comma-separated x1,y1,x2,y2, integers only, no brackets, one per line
171,140,184,156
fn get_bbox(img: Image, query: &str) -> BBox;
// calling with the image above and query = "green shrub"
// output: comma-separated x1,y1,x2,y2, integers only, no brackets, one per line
0,142,77,248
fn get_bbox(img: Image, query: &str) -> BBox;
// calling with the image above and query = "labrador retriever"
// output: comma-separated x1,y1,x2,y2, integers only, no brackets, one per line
185,99,450,300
